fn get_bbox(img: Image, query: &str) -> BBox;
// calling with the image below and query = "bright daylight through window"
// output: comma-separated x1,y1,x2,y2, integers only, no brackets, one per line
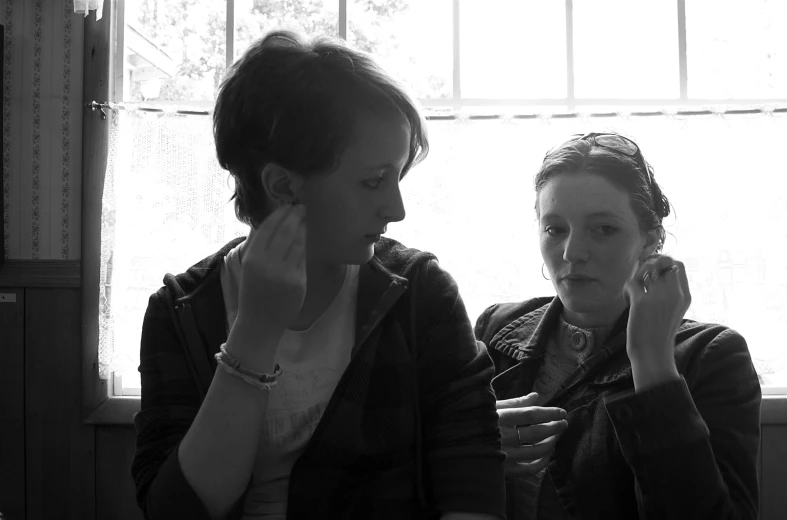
104,0,787,396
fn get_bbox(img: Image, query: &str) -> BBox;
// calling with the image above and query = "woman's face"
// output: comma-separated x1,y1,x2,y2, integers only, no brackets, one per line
297,112,411,265
537,172,660,328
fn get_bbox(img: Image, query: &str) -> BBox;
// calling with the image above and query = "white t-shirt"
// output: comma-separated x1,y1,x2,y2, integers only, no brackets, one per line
219,242,359,519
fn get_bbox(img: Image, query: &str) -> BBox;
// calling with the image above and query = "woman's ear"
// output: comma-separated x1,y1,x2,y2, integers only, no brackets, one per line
260,163,304,204
639,227,663,261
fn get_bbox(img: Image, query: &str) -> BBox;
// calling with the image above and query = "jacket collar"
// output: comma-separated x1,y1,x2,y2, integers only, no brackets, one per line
491,297,635,399
489,297,564,362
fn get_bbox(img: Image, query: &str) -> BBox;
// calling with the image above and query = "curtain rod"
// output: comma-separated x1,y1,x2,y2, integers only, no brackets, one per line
87,100,787,121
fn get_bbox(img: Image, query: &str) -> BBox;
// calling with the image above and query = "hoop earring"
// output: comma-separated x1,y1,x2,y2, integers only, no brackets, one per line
541,263,551,281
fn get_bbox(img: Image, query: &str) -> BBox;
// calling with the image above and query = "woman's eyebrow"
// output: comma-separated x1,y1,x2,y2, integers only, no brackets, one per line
541,210,625,221
586,211,625,221
363,162,398,171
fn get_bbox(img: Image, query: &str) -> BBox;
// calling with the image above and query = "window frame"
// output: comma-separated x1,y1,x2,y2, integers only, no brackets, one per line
83,0,142,424
116,0,787,111
83,0,787,425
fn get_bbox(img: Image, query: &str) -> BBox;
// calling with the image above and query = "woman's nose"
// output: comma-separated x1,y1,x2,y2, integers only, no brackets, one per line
382,185,406,223
563,232,590,263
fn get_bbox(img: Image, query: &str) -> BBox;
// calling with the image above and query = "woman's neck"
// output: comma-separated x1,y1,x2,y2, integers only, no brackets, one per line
305,260,347,298
561,298,627,330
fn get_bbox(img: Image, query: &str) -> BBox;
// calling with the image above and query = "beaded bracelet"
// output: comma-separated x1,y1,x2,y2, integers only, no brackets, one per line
214,343,282,392
216,361,279,392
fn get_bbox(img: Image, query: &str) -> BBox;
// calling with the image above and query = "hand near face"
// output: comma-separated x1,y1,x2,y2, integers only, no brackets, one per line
496,392,568,477
623,254,692,384
236,204,308,332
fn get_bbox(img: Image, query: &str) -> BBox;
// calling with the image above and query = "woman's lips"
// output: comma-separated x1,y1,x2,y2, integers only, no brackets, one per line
562,278,596,286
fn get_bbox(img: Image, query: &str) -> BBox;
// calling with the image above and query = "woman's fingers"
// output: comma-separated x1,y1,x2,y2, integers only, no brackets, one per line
512,420,568,446
266,204,306,258
236,203,309,329
498,405,567,429
506,434,559,461
502,434,562,477
504,454,552,478
675,260,692,312
263,203,302,249
501,419,568,448
496,393,539,410
282,208,307,261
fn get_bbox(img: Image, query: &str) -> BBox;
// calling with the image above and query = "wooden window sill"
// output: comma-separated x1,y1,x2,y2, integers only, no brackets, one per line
84,396,141,425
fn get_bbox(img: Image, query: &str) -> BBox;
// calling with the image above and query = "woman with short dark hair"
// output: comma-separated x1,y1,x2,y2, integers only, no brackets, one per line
131,31,505,520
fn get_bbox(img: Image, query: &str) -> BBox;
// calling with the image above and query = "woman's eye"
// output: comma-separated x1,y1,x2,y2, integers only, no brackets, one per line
597,225,617,235
364,173,388,189
545,226,564,236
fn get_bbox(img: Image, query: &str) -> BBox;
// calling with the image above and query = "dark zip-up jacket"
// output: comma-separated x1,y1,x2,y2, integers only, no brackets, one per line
131,236,506,520
475,296,761,520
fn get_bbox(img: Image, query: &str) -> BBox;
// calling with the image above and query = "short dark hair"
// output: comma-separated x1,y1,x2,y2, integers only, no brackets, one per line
213,30,429,227
534,133,671,252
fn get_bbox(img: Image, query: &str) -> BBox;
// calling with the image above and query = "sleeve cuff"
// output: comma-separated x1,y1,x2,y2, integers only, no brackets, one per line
603,377,710,457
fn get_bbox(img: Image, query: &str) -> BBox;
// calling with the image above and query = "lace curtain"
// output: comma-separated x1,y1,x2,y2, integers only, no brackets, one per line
73,0,104,20
99,108,787,388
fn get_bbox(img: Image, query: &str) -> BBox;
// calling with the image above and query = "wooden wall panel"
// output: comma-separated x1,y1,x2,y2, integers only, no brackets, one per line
96,426,144,520
761,425,787,520
25,287,95,520
0,287,25,520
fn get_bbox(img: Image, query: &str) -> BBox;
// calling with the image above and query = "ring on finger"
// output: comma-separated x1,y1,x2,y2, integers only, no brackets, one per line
516,425,530,447
642,265,680,293
641,270,654,293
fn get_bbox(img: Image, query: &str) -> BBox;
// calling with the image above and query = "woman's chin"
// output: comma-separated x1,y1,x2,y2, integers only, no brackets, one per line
558,291,602,313
361,244,376,262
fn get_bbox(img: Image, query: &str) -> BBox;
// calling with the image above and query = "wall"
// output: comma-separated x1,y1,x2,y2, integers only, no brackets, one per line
3,0,83,261
0,1,140,519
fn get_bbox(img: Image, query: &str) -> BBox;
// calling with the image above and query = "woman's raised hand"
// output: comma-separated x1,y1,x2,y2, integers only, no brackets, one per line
496,392,568,477
623,254,691,389
236,204,308,334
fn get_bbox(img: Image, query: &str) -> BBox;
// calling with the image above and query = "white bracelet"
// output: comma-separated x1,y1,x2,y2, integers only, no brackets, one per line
215,358,279,392
214,343,282,391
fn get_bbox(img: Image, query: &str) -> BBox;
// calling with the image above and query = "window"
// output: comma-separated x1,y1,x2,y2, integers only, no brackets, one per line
105,0,787,397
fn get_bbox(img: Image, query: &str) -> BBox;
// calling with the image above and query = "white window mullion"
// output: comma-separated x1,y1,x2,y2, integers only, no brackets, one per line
339,0,347,39
677,0,688,100
565,0,575,111
226,0,235,68
113,0,126,102
453,0,461,109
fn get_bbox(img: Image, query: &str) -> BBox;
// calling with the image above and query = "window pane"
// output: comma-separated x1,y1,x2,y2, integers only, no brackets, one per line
460,0,566,99
347,0,452,100
573,0,679,99
687,0,787,99
234,0,339,61
123,0,227,103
